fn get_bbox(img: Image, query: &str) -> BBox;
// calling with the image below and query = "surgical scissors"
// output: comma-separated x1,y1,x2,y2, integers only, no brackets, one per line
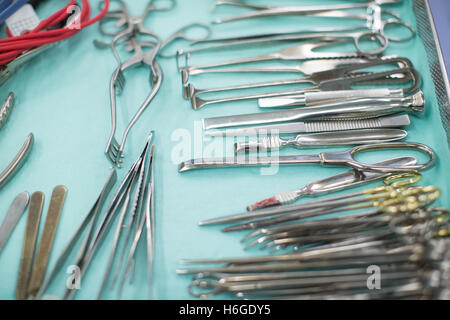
178,142,436,174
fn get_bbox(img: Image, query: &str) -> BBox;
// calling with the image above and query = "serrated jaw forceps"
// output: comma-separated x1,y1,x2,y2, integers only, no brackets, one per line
179,142,436,174
103,3,165,167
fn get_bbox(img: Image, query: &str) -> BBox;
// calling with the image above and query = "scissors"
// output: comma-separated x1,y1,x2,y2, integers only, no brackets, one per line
184,16,413,58
181,2,414,57
178,142,436,174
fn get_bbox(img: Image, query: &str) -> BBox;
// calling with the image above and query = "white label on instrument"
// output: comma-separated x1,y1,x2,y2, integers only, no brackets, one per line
6,4,40,37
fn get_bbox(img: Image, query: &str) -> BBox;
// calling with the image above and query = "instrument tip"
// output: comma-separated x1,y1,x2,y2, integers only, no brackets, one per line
247,196,280,211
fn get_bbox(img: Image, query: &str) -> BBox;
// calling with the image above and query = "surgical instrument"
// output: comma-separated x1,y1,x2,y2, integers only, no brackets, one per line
179,141,435,173
179,209,449,299
16,191,44,300
28,185,67,297
145,149,155,298
188,267,417,299
117,140,155,299
98,133,153,298
0,92,13,131
245,158,418,212
205,114,411,137
185,55,412,101
0,94,34,190
199,172,422,227
202,91,424,130
235,128,408,153
178,239,444,273
222,186,440,232
0,191,29,255
183,40,381,72
179,57,375,85
62,156,141,300
0,133,34,190
105,35,162,167
241,207,442,250
97,0,175,38
100,171,137,295
212,1,404,24
36,170,116,300
180,4,415,56
0,45,53,86
190,66,420,109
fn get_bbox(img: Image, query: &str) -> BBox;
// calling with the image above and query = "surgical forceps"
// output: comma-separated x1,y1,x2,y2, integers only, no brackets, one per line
187,266,417,299
222,185,441,232
35,170,117,299
199,172,424,227
178,142,435,174
182,4,414,56
211,0,404,24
